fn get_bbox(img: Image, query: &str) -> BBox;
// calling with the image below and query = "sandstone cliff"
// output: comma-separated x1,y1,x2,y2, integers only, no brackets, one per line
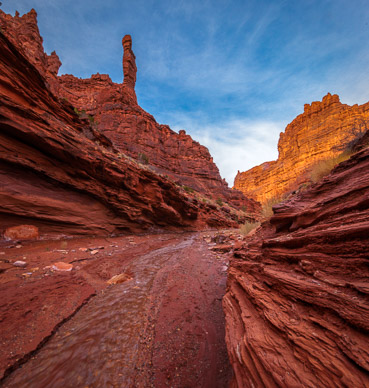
0,29,247,237
234,93,369,203
224,142,369,387
0,9,258,215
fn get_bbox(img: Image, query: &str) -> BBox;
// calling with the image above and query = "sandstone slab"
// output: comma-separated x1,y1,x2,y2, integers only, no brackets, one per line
4,225,39,241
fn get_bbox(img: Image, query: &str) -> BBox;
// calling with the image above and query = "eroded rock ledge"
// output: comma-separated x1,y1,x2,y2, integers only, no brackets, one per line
0,30,245,236
224,144,369,387
0,8,258,213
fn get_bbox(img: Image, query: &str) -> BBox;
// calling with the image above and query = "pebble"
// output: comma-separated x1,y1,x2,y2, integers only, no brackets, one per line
15,245,22,249
13,260,27,267
52,262,73,272
79,248,88,252
107,273,132,285
90,250,99,255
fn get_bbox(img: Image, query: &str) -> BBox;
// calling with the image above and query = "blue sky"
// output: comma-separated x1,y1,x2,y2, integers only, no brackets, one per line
2,0,369,184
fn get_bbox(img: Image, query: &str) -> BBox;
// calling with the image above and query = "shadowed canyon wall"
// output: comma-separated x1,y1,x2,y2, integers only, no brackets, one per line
234,93,369,204
0,9,259,215
224,141,369,387
0,10,259,237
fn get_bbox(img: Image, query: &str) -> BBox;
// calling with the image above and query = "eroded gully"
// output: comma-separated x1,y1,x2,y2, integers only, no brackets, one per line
3,232,232,387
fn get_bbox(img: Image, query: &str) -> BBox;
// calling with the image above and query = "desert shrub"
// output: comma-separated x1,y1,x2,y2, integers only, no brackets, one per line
138,152,149,165
216,197,223,206
310,151,352,183
261,194,286,219
240,221,260,236
183,185,194,193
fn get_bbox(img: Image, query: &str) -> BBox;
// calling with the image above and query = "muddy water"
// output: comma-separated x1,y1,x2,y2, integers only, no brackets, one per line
4,233,231,387
5,237,196,387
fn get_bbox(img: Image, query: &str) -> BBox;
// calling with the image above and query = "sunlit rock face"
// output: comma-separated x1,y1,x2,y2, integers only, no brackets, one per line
0,8,259,214
224,140,369,387
234,93,369,204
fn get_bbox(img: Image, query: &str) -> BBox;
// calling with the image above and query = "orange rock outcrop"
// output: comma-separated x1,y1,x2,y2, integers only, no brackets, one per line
234,93,369,203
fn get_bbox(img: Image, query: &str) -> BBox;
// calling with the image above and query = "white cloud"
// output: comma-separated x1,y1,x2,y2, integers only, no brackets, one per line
171,117,283,186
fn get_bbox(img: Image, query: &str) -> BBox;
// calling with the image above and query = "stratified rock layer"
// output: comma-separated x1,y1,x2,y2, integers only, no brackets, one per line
224,144,369,387
234,93,369,203
0,30,242,237
0,9,258,214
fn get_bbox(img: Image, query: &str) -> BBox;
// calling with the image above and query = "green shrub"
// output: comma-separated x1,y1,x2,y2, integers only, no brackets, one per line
183,185,194,193
216,197,223,207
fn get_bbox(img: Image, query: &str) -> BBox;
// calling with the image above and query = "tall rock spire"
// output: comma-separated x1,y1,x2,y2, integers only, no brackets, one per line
122,34,137,103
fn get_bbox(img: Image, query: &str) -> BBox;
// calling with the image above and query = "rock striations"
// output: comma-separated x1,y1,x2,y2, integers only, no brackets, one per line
0,22,247,237
224,141,369,387
234,93,369,203
0,9,259,237
0,9,258,215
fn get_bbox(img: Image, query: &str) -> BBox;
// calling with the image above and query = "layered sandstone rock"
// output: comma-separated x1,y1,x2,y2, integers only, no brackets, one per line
0,31,245,237
234,93,369,203
0,9,258,215
224,143,369,387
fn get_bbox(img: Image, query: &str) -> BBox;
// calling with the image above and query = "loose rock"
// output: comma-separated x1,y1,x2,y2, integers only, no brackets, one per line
107,273,132,285
13,261,27,268
4,225,39,241
52,262,73,272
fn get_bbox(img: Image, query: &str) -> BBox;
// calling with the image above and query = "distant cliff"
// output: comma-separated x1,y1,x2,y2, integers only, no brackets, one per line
0,9,259,215
234,93,369,203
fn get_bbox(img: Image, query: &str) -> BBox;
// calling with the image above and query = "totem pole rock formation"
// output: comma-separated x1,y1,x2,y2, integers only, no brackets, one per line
122,34,137,104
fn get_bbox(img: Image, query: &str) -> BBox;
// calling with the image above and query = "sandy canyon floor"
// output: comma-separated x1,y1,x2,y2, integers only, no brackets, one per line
0,231,234,387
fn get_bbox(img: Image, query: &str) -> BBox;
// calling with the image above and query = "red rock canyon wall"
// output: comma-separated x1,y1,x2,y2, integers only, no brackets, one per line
0,9,259,215
224,141,369,387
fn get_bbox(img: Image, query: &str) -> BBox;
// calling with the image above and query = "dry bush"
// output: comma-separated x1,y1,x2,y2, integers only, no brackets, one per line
261,194,286,219
310,151,352,183
240,221,260,236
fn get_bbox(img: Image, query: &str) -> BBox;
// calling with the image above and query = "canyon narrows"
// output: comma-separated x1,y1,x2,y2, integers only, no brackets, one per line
1,8,369,388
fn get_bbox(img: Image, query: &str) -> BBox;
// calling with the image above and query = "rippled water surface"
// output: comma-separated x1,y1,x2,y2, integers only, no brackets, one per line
5,237,194,387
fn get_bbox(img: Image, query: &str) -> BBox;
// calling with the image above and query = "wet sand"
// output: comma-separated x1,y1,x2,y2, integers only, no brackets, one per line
0,232,232,387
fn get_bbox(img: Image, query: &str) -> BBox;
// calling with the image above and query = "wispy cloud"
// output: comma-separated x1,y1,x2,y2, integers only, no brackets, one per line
2,0,369,180
169,114,284,185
